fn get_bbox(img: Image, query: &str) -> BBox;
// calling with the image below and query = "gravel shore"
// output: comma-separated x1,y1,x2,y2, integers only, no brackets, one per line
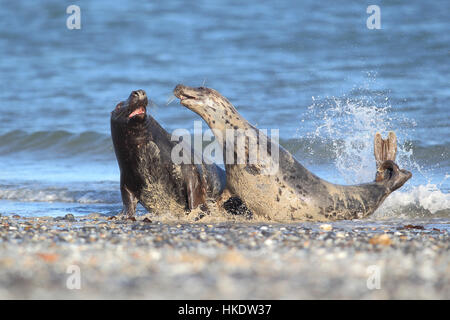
0,213,448,299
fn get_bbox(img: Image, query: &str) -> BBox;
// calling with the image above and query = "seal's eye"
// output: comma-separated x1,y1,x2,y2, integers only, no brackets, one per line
115,103,122,111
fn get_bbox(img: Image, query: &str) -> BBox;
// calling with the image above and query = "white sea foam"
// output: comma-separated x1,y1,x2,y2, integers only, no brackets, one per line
0,186,118,204
375,183,450,218
0,188,64,202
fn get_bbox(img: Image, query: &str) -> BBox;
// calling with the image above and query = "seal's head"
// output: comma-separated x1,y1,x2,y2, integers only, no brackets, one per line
111,89,148,124
174,84,238,130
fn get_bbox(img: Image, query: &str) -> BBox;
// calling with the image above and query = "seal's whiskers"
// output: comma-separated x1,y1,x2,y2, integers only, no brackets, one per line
166,94,176,106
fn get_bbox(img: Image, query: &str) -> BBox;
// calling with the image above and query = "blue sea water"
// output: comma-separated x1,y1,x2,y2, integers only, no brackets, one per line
0,0,448,218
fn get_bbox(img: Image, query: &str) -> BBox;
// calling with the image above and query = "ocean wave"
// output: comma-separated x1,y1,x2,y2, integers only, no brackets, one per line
0,130,113,158
0,182,448,219
0,130,447,167
282,137,449,166
0,185,120,204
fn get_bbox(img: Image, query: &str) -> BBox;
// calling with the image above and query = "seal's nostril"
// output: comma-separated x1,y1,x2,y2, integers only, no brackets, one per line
136,90,146,99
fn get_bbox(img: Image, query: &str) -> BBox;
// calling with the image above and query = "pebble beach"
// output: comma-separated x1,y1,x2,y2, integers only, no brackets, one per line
1,213,448,299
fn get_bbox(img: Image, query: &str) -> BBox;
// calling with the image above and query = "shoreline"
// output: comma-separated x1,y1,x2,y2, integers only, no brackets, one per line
0,214,448,299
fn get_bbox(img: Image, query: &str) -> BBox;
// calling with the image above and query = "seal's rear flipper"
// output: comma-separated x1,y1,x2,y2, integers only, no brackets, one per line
373,132,412,190
374,131,397,165
374,131,398,182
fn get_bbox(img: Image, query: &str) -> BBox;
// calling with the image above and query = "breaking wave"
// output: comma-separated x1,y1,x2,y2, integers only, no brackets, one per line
0,129,447,168
0,183,120,204
375,183,450,218
0,130,113,159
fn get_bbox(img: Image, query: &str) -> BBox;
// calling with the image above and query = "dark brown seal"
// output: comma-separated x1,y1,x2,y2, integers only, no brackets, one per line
174,84,412,221
110,89,226,219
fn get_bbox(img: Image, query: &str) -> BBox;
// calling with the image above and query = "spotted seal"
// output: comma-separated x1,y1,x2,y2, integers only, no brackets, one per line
110,89,226,219
173,84,412,221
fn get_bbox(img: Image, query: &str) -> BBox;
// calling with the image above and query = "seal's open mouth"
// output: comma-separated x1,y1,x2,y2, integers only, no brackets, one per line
128,106,146,118
177,92,197,104
173,84,198,105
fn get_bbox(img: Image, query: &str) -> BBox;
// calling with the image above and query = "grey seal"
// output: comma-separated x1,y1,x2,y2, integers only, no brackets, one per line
174,84,412,221
110,89,226,219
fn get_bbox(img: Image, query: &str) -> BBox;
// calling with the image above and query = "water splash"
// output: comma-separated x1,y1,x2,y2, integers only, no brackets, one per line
299,86,449,218
303,93,414,183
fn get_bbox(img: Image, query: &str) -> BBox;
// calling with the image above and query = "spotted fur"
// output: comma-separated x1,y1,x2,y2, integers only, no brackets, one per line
174,84,412,221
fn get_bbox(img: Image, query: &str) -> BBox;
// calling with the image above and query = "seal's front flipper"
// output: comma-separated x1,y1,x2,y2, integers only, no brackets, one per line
115,178,138,220
185,170,207,211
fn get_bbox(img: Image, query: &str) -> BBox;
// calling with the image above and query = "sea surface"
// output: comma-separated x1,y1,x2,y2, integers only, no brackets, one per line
0,0,448,220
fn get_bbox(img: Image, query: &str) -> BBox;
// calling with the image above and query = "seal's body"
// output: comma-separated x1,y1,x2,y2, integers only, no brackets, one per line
111,90,225,218
174,84,412,221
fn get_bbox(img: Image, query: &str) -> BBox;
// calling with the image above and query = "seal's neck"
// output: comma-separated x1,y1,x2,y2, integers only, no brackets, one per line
111,116,150,148
198,100,253,137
